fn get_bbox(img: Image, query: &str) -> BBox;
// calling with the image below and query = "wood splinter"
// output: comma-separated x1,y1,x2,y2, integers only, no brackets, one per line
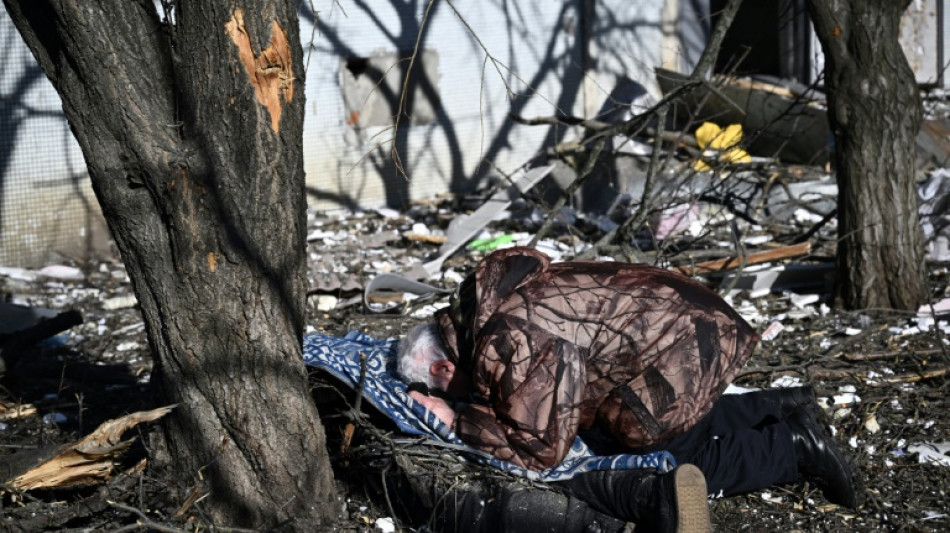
4,405,176,491
672,242,812,276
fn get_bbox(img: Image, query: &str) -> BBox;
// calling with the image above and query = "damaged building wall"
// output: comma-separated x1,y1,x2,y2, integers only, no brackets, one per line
0,0,687,266
899,0,945,87
298,0,689,213
713,0,946,87
0,1,944,267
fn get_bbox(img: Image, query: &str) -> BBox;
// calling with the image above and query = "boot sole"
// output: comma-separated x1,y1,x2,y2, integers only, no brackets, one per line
674,464,712,533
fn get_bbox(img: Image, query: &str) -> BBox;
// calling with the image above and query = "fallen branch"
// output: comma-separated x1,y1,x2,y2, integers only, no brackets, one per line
839,349,944,362
5,405,175,491
512,114,701,150
671,242,812,276
737,364,805,379
871,367,949,385
806,366,949,385
807,367,864,381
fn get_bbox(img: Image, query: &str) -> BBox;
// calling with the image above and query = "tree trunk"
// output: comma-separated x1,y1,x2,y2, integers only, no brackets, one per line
806,0,926,310
3,1,337,529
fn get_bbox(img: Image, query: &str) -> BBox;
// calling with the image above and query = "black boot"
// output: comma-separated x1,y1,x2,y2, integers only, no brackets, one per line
764,386,823,422
432,485,627,533
785,411,859,509
652,464,712,533
556,465,711,533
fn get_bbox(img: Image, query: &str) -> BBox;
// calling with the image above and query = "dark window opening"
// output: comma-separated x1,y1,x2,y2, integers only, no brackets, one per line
711,0,812,84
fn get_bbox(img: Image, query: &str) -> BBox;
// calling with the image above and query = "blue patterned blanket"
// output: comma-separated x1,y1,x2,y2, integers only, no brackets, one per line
303,331,675,481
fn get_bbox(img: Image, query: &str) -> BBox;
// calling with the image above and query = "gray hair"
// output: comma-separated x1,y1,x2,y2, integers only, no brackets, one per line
397,323,449,389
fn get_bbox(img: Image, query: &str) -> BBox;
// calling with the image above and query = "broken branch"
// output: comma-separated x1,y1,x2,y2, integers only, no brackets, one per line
5,405,175,491
341,352,369,453
672,242,812,276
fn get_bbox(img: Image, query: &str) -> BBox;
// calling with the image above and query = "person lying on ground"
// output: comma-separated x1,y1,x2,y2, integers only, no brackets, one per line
396,246,859,531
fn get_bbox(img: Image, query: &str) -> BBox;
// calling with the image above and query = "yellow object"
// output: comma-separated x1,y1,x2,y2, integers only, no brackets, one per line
693,122,751,171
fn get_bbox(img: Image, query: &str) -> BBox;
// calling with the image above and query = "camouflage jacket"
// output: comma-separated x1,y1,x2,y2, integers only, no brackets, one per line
434,247,759,471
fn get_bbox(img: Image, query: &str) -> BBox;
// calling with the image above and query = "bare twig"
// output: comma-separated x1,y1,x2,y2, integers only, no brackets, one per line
807,366,950,385
794,208,838,244
625,108,669,258
718,219,749,294
108,500,190,533
839,349,945,362
341,352,370,453
171,484,204,520
390,0,438,179
528,138,606,248
691,0,747,81
872,367,949,385
572,0,747,259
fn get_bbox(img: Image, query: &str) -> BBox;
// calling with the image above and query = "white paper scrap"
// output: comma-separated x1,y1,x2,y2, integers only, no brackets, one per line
907,442,950,466
375,517,396,533
789,293,819,309
761,321,785,342
37,265,84,281
770,375,803,389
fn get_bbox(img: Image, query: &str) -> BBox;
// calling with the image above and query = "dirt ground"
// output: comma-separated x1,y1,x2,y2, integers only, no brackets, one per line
1,189,949,532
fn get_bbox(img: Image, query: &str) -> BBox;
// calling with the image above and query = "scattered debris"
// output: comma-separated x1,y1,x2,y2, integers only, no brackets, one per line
35,265,84,281
692,122,752,171
420,164,554,278
656,67,830,165
760,320,784,342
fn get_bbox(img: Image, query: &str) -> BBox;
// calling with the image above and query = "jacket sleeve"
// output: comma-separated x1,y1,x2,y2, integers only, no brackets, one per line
453,323,586,471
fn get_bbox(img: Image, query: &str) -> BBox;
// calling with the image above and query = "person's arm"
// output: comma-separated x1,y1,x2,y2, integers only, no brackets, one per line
453,326,586,471
407,391,532,468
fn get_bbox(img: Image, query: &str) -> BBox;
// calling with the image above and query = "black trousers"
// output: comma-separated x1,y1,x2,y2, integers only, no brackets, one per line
632,390,800,496
576,390,800,499
434,391,803,530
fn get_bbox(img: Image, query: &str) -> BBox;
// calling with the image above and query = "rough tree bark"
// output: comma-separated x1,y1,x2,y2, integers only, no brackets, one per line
806,0,926,310
3,1,337,529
